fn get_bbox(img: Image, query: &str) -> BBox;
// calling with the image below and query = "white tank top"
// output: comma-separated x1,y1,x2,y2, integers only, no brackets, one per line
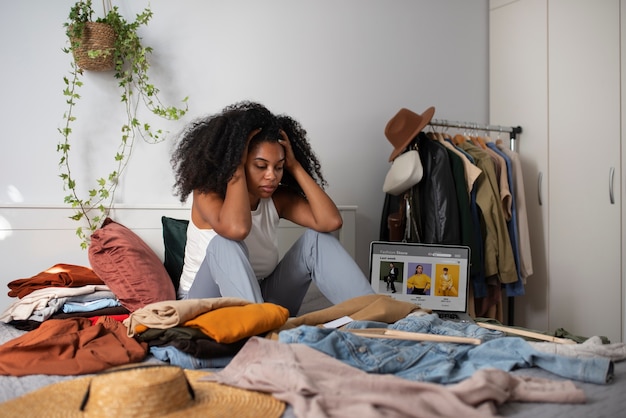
178,198,280,292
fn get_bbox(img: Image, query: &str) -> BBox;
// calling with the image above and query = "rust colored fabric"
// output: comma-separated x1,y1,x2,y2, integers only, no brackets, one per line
0,316,147,376
7,264,103,299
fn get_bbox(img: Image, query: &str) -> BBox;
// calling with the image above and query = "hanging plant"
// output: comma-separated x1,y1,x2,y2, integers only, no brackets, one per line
58,0,188,249
65,0,116,71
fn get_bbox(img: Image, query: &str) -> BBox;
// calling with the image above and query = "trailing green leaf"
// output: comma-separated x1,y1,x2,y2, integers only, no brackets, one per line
59,1,189,249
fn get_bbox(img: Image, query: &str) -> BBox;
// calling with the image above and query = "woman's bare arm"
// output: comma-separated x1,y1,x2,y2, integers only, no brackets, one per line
191,165,252,240
274,131,342,232
191,129,262,240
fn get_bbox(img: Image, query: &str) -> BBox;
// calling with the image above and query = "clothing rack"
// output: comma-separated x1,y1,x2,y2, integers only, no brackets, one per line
429,117,523,326
428,118,523,152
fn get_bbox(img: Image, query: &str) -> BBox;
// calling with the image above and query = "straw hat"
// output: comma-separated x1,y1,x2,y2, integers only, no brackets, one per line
385,106,435,162
0,364,285,418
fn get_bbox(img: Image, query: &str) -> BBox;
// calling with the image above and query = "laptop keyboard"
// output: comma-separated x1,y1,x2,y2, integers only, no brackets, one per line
438,313,460,321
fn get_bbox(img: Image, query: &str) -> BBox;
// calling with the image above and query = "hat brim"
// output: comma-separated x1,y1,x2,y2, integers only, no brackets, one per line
387,106,435,162
0,369,285,418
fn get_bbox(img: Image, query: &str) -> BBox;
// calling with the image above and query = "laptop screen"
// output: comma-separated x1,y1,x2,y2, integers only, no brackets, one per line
369,241,471,313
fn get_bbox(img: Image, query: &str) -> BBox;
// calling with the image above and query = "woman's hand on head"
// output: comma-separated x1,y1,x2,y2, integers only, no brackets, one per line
231,128,261,186
278,129,299,171
241,128,262,165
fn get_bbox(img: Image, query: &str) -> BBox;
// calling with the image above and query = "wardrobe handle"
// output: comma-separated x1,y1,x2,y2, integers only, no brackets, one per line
609,167,615,204
537,172,543,206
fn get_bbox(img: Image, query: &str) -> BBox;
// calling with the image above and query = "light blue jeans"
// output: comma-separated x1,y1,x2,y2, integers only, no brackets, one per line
184,229,375,316
278,313,613,385
150,346,232,369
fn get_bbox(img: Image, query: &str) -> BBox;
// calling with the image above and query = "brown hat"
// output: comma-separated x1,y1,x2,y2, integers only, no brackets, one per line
0,364,285,418
384,106,435,162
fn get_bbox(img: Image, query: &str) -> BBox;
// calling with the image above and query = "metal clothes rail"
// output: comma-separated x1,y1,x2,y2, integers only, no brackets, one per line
428,118,523,152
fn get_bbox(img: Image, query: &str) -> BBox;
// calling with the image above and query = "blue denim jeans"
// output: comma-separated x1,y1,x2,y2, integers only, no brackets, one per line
186,229,375,316
278,313,613,385
149,346,232,369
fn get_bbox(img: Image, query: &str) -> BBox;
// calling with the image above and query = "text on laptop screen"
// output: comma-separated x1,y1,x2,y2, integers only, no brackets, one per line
369,241,470,313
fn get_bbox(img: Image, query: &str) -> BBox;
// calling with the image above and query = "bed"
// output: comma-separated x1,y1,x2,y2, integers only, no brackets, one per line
1,209,625,417
1,305,625,418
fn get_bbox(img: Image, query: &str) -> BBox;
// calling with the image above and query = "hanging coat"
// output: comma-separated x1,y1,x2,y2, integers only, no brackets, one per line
414,132,461,244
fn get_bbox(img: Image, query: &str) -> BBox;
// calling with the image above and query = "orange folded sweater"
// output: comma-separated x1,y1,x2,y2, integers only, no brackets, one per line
184,303,289,343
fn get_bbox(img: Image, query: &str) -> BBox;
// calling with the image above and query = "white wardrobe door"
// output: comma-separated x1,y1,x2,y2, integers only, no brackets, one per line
489,0,549,331
548,0,622,342
621,0,626,343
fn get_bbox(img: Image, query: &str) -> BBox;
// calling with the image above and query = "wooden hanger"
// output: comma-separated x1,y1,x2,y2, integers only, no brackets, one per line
477,323,577,345
494,129,504,146
471,135,488,149
344,328,482,345
453,134,467,145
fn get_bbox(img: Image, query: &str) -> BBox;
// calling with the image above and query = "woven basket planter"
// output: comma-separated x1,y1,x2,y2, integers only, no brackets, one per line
70,21,116,71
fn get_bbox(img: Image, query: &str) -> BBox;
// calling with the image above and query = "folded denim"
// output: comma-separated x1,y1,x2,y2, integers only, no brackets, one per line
149,345,232,369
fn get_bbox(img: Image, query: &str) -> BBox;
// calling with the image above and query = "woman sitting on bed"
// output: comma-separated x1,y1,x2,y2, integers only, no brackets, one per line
170,101,374,315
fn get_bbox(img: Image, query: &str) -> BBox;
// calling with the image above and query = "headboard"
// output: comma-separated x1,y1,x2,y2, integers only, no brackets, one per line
0,204,357,312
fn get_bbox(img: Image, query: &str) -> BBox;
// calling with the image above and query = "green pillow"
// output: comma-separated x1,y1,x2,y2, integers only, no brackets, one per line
161,216,189,292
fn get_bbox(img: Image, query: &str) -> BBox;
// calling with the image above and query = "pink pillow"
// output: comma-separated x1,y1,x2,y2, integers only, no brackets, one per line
88,218,176,312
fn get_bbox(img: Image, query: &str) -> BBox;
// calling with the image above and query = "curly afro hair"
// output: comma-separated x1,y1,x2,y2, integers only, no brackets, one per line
171,101,327,202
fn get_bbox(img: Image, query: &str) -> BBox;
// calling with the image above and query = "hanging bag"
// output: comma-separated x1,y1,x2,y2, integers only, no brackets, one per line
382,146,423,196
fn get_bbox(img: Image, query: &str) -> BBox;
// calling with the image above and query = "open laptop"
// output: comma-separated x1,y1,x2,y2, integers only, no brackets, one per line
369,241,474,322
